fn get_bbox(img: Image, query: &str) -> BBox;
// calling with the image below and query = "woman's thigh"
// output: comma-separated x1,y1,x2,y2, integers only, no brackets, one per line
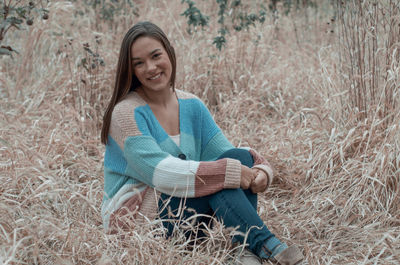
158,188,257,237
218,148,257,209
158,193,213,219
158,148,258,235
158,193,214,237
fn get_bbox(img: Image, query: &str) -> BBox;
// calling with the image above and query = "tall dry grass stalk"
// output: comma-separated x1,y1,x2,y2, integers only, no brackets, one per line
337,0,399,122
0,0,399,264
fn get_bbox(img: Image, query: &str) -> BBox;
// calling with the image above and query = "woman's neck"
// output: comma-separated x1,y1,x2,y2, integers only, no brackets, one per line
137,86,176,108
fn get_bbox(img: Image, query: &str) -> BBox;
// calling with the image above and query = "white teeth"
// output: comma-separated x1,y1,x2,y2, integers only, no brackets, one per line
149,73,161,80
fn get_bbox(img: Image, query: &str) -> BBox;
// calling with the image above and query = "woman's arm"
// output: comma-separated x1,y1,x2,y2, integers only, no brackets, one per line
197,99,274,189
122,134,241,197
109,98,241,198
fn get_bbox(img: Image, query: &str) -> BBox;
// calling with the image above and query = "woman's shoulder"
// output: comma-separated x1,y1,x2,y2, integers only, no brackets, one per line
114,92,145,112
109,92,146,140
112,92,146,121
176,89,201,101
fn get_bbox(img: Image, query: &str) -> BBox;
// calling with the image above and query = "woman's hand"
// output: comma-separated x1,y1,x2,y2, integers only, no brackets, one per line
250,169,269,193
240,165,257,189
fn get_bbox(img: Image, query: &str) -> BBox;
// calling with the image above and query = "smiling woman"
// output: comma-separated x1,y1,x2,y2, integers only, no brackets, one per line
130,36,180,136
100,21,303,265
131,37,173,93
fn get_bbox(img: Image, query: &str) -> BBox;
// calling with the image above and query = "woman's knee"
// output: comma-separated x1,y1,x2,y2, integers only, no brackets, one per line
218,148,254,168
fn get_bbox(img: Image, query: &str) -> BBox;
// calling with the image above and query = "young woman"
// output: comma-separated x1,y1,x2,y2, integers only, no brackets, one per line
100,21,303,265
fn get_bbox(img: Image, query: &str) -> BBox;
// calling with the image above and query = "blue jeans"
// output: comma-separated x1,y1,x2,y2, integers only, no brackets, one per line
158,148,275,256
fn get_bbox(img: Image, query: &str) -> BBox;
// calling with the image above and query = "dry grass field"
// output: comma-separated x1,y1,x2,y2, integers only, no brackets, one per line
0,0,399,264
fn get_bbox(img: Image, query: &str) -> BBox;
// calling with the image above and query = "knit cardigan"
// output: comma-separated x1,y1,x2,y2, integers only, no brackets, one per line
101,89,274,233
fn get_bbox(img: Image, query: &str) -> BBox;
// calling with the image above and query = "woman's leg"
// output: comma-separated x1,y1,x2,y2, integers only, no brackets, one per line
211,149,280,257
158,148,257,238
159,148,257,236
208,188,277,256
158,148,285,258
158,192,214,239
217,148,258,209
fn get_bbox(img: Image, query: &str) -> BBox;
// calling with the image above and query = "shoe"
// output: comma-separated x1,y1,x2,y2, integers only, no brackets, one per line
233,248,263,265
270,245,303,265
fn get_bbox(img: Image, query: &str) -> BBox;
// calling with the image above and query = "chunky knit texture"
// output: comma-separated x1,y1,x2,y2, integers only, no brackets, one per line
101,89,274,233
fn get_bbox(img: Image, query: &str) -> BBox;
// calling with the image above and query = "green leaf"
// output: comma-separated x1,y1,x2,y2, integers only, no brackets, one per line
181,0,209,32
231,0,241,8
0,48,13,56
213,35,226,51
15,7,27,18
6,17,23,25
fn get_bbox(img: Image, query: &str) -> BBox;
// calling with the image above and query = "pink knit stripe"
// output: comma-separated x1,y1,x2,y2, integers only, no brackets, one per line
110,93,146,150
137,188,159,222
108,189,147,234
176,89,198,100
109,117,125,149
195,159,227,197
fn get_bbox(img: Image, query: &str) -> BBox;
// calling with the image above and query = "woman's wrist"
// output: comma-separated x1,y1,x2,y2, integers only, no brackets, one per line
223,158,242,189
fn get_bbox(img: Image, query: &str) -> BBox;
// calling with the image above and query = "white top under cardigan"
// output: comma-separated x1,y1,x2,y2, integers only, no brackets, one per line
169,134,180,146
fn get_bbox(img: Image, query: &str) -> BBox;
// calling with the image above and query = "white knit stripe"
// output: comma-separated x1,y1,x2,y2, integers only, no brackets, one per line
101,183,147,231
239,146,251,151
152,156,199,197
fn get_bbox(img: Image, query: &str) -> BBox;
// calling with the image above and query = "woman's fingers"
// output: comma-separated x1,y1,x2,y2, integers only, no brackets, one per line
241,179,251,189
240,165,256,189
250,170,268,193
241,166,271,192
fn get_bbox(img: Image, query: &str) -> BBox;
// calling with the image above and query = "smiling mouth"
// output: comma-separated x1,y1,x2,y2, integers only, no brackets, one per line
148,73,162,80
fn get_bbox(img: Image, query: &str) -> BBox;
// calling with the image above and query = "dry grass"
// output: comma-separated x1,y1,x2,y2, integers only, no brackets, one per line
0,0,399,264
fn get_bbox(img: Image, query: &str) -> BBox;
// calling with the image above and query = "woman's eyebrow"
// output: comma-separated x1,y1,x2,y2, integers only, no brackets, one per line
150,48,161,55
132,48,161,60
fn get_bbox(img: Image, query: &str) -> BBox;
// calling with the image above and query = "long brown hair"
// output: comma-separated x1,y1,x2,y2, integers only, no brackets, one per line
101,21,176,144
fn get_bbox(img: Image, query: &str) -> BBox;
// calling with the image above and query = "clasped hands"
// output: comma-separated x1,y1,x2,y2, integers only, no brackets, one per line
240,165,269,193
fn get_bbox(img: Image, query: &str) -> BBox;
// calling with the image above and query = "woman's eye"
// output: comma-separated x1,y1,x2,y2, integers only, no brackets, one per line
133,61,142,67
153,53,161,59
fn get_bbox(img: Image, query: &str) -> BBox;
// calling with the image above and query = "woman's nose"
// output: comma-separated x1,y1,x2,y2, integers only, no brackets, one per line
146,61,157,72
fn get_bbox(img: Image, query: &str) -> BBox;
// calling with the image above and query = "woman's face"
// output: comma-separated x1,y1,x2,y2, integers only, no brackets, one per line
131,36,172,93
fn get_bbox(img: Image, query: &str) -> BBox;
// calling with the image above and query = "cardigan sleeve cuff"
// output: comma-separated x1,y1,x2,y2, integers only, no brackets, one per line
252,164,274,187
223,158,241,189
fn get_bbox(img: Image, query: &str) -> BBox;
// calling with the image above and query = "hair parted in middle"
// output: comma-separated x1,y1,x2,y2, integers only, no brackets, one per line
122,21,176,93
101,21,176,144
